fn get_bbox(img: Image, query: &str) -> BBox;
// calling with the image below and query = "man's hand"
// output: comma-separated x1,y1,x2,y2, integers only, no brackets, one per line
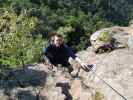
81,62,88,69
43,56,57,71
48,64,57,72
74,57,93,72
48,64,54,70
80,62,93,72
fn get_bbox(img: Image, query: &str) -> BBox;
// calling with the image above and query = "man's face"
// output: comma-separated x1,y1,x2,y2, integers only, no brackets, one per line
53,36,63,47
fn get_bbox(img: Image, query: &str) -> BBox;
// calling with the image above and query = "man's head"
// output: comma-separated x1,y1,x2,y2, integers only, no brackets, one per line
50,34,64,47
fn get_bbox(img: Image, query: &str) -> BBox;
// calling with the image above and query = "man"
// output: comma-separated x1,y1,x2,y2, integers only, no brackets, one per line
43,33,89,74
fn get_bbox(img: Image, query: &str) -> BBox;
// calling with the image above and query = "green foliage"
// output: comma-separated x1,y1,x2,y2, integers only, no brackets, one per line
56,26,75,42
0,8,46,69
0,0,133,70
99,31,112,42
94,91,104,100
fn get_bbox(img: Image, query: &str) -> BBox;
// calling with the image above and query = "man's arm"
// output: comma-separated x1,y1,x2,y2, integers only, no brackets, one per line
42,45,51,64
74,57,88,69
65,45,88,69
42,45,56,70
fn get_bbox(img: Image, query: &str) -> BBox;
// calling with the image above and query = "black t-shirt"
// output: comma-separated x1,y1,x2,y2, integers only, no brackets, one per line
44,44,76,64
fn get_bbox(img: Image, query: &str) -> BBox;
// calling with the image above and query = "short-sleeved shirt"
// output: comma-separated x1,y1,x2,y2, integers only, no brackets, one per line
43,44,77,64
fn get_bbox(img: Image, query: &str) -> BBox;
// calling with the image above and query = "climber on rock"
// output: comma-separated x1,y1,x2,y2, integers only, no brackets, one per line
43,33,90,74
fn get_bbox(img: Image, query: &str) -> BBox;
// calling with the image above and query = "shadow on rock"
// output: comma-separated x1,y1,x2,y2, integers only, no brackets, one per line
0,64,48,99
56,82,72,100
15,90,48,100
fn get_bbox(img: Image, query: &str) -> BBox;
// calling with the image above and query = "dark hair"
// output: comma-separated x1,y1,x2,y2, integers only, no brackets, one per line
52,33,63,38
50,33,63,43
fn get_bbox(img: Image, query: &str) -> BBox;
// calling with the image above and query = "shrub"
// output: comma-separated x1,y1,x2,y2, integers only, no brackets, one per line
0,8,46,69
99,31,112,42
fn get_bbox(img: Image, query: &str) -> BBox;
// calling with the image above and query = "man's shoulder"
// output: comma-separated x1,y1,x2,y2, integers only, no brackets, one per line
64,44,69,48
64,44,72,50
64,44,77,53
46,44,54,49
44,44,54,52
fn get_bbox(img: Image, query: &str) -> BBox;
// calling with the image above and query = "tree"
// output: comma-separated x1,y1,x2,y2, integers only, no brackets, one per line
0,8,46,70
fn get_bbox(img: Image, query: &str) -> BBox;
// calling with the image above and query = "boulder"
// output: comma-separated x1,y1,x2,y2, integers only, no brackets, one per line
90,26,133,53
72,48,133,100
0,34,133,100
128,35,133,49
69,78,104,100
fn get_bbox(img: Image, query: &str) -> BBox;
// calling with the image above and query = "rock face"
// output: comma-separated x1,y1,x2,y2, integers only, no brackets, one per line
1,47,133,100
128,36,133,49
73,47,133,100
0,64,66,100
0,63,101,100
90,26,133,53
0,25,133,100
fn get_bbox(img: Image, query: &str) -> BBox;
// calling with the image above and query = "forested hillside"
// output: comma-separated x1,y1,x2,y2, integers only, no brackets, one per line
0,0,133,70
